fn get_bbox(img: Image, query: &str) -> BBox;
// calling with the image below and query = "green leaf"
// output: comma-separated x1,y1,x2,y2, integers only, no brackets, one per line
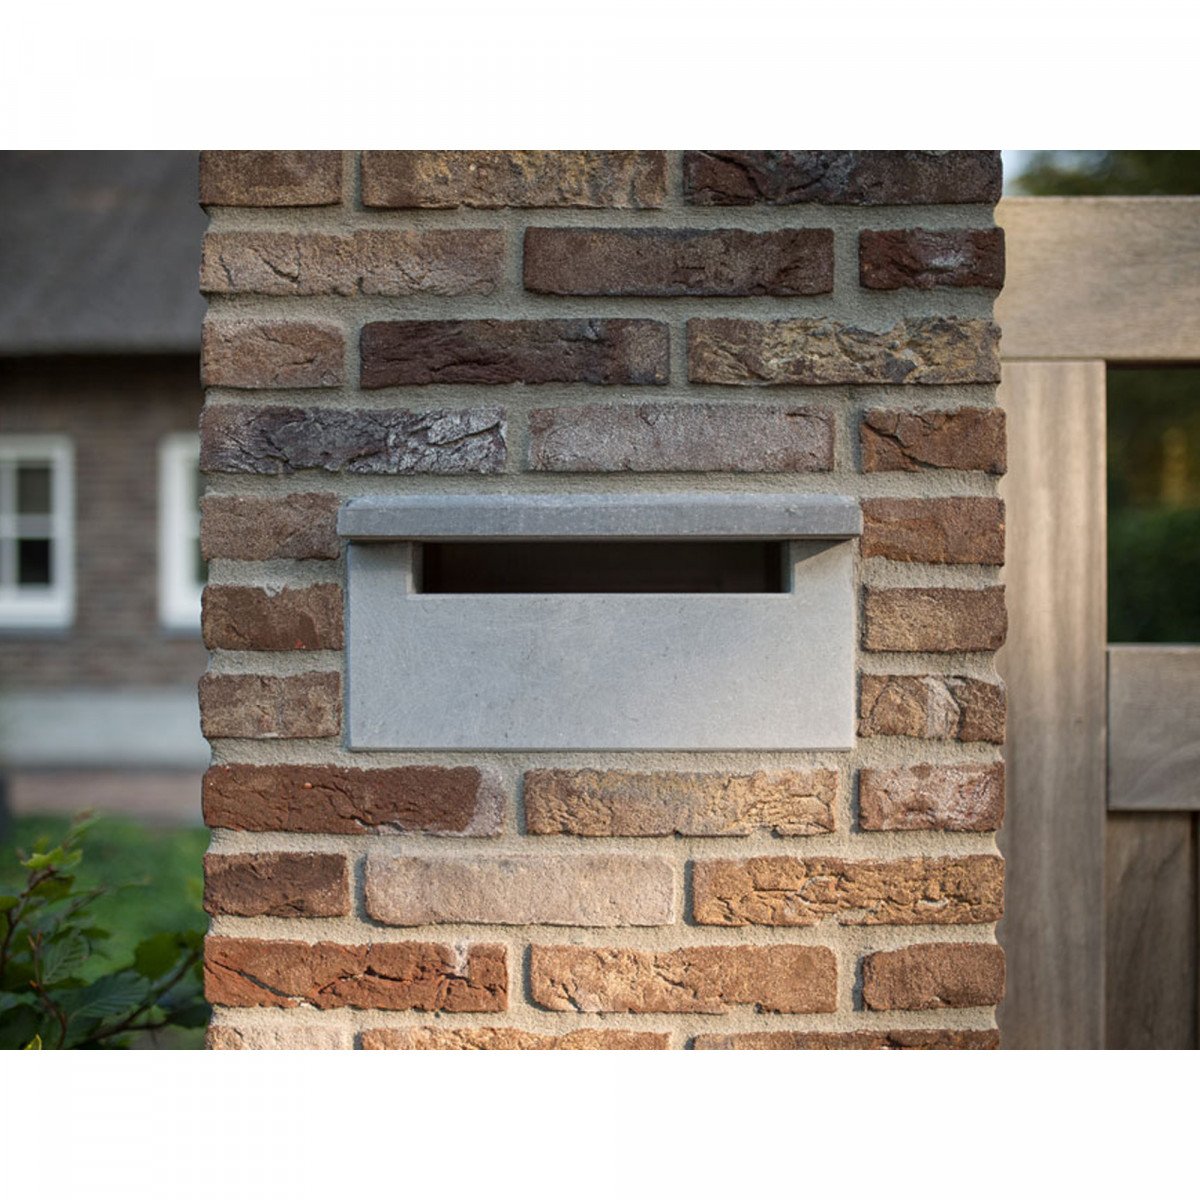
29,876,73,902
67,972,150,1022
163,1000,211,1029
21,847,66,871
0,1003,42,1050
23,1034,43,1050
0,894,20,912
41,933,90,984
133,932,184,980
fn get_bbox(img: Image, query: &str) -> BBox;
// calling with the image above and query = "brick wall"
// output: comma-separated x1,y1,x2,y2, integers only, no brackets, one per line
199,150,1006,1050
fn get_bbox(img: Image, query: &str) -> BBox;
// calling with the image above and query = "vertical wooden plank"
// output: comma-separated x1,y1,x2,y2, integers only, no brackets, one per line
996,360,1108,1048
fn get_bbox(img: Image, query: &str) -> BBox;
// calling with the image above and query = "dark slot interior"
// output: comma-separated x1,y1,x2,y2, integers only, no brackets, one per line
420,540,785,594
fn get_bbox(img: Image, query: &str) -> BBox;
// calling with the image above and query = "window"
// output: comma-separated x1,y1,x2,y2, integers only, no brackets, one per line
0,435,74,629
158,433,204,630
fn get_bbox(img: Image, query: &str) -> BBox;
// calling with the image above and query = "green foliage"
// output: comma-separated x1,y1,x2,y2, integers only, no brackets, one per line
1015,151,1200,196
1108,506,1200,643
0,814,209,1049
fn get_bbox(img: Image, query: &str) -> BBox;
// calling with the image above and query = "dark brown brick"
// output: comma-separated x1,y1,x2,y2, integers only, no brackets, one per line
862,497,1005,564
199,151,343,207
198,671,341,739
204,852,350,918
200,493,341,561
201,320,344,389
861,408,1006,474
859,674,1006,744
201,584,343,651
860,228,1005,290
859,763,1005,832
361,1027,669,1050
862,587,1007,652
862,943,1006,1011
693,1029,1000,1049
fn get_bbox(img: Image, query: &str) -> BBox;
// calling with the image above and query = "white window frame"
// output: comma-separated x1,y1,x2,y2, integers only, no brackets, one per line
0,435,75,630
158,432,203,631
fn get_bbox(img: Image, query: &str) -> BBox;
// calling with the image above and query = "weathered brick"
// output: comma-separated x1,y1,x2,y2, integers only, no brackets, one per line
859,674,1005,743
692,855,1004,927
859,763,1005,832
202,764,503,836
860,228,1005,290
361,151,667,209
201,320,344,389
861,497,1005,564
205,937,507,1011
862,587,1006,652
204,851,350,918
683,151,1002,206
528,403,833,473
530,945,837,1014
360,319,669,388
523,227,834,296
200,230,505,296
200,493,341,561
361,1027,668,1050
524,768,837,837
200,405,506,476
861,408,1006,474
688,318,999,386
199,671,341,739
692,1029,999,1049
366,854,675,927
201,584,343,652
862,943,1006,1011
207,1024,353,1050
199,151,343,207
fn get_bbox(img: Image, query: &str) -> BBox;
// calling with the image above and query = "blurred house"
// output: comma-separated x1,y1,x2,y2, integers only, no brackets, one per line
0,151,208,821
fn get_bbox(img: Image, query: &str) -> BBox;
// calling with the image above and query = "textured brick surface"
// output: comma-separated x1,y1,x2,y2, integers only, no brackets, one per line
201,320,344,389
683,151,1002,206
692,855,1004,927
524,228,833,296
201,584,343,651
360,319,669,388
859,763,1005,832
365,854,676,926
861,408,1006,474
204,851,350,918
201,405,506,475
860,228,1005,290
859,674,1006,744
362,1027,669,1049
202,764,503,835
361,151,667,209
199,151,343,207
207,1024,353,1050
199,671,341,739
528,404,833,472
862,587,1007,652
200,493,341,561
524,768,837,836
205,937,507,1011
530,944,837,1014
862,498,1005,564
862,943,1006,1011
693,1029,999,1049
688,318,1000,386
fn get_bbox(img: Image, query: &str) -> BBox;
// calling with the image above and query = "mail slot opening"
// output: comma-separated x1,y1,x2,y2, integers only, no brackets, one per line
419,540,786,593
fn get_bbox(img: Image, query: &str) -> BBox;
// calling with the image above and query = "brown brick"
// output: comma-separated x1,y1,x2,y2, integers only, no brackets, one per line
862,943,1006,1011
201,584,343,651
201,320,344,389
360,319,668,388
207,1024,353,1050
205,937,507,1011
861,408,1006,474
524,228,833,296
683,151,1001,206
199,151,343,207
202,764,503,836
365,854,676,926
530,945,837,1014
200,405,506,476
688,318,999,386
862,587,1006,652
200,230,505,297
361,151,667,209
204,851,350,918
859,674,1005,744
361,1027,669,1050
524,768,837,837
860,228,1005,290
859,764,1005,832
200,493,341,562
199,671,341,739
692,1029,999,1049
861,498,1005,564
527,404,833,473
692,855,1004,927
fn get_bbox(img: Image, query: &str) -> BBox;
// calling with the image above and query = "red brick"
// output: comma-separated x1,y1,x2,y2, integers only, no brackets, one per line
200,493,341,561
199,671,341,739
201,320,344,389
203,852,350,918
859,674,1006,744
201,584,343,651
692,1029,999,1049
361,1027,668,1049
859,764,1005,832
861,408,1006,474
860,228,1005,290
862,587,1007,652
861,497,1005,564
862,943,1006,1010
199,151,342,207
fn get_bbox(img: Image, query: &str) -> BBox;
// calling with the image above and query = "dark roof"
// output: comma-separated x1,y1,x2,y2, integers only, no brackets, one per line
0,151,206,355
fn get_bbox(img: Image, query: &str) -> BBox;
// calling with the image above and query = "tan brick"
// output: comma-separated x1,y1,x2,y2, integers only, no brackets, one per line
524,768,837,836
692,1029,999,1049
200,493,341,561
201,319,344,389
692,855,1004,927
204,937,507,1011
859,674,1005,744
859,764,1005,832
861,497,1005,564
204,852,350,918
530,944,837,1014
207,1024,353,1050
199,671,341,739
862,587,1006,652
201,584,343,652
361,1027,669,1050
202,764,503,836
862,943,1006,1011
860,228,1005,290
199,151,342,207
861,408,1006,474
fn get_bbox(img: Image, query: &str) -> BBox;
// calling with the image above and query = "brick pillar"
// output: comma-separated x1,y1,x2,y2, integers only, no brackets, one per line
198,150,1006,1050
